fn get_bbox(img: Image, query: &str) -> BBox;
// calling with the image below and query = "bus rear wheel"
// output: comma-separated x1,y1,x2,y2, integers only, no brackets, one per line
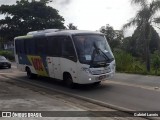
26,67,37,79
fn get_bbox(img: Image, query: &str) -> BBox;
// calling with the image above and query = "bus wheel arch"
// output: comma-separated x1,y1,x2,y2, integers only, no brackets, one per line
63,72,75,88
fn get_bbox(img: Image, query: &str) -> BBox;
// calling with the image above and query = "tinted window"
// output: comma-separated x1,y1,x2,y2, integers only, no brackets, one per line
24,38,36,55
15,39,25,54
35,36,47,55
62,37,77,61
15,40,19,54
47,36,61,57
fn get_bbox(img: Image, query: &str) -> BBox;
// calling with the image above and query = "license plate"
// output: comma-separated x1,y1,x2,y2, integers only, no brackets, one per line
98,75,106,80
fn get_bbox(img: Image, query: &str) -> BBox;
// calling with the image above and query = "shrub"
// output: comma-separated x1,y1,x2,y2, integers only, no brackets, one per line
151,50,160,75
114,50,134,72
0,50,15,61
113,50,145,73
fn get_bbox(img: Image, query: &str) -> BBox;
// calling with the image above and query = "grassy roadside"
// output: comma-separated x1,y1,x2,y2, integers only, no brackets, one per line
114,50,160,76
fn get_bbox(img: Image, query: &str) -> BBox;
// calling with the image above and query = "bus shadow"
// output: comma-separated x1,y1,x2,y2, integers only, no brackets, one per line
18,75,112,91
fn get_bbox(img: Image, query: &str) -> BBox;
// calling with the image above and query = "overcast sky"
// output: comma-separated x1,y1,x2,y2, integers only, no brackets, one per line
0,0,159,36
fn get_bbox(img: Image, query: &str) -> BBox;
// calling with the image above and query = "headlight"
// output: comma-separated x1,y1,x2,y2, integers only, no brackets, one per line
81,67,92,74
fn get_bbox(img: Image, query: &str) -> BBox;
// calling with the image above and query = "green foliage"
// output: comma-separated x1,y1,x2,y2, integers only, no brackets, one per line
149,27,160,53
151,50,160,75
0,50,14,61
67,23,78,30
130,25,160,57
114,50,146,74
113,49,160,76
123,0,160,72
114,50,134,72
0,0,65,41
100,24,123,50
121,37,137,56
100,24,115,42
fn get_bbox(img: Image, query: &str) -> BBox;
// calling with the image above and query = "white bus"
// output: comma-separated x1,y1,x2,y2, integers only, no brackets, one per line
14,29,115,87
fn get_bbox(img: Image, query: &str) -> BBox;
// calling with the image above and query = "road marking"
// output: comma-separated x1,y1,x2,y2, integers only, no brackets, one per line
106,80,160,92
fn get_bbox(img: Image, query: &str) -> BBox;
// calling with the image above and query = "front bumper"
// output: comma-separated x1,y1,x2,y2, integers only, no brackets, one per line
77,71,115,84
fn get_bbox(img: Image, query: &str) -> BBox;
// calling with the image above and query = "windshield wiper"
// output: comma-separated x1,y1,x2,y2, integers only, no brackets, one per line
93,43,109,61
90,42,109,67
93,42,114,63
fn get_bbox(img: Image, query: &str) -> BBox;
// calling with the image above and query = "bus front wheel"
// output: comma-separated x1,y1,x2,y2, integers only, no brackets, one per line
64,74,75,88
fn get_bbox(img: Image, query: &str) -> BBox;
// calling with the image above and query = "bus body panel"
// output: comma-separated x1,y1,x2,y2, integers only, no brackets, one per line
60,58,78,83
47,57,62,80
46,56,55,78
53,57,62,80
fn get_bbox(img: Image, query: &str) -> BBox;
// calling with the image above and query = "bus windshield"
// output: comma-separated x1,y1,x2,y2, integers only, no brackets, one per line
73,34,114,66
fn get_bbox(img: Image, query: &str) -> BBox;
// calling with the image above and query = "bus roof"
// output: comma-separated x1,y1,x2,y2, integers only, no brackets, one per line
14,29,103,39
14,35,33,40
46,30,103,36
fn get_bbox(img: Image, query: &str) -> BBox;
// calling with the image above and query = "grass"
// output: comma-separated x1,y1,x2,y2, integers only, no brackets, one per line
113,50,160,76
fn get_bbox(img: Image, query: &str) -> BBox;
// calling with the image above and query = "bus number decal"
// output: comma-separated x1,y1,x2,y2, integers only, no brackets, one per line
27,56,48,77
31,58,43,71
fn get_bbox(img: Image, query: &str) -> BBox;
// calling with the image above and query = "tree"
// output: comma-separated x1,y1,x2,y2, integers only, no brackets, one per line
152,50,160,75
67,23,78,30
121,37,137,55
100,24,115,42
100,24,123,50
149,26,160,53
124,25,160,57
0,0,65,42
123,0,160,72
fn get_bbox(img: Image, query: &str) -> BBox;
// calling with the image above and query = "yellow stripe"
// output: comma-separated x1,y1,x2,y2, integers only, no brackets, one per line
27,55,48,77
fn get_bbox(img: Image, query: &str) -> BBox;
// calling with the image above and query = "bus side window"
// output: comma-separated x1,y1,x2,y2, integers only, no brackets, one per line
15,40,19,54
62,37,77,62
15,39,25,54
47,36,61,57
24,38,36,55
35,37,47,55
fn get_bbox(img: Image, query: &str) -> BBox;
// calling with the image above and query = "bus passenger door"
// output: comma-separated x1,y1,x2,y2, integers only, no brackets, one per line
46,36,62,80
46,57,55,78
53,57,61,80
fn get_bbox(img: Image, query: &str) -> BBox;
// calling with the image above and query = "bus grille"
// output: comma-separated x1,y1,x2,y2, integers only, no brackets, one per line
91,68,111,75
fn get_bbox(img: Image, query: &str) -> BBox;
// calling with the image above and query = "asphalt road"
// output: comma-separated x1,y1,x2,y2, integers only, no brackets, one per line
1,63,160,111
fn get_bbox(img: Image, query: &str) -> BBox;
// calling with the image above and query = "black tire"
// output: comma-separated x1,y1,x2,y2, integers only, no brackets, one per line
26,67,37,79
64,74,75,88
